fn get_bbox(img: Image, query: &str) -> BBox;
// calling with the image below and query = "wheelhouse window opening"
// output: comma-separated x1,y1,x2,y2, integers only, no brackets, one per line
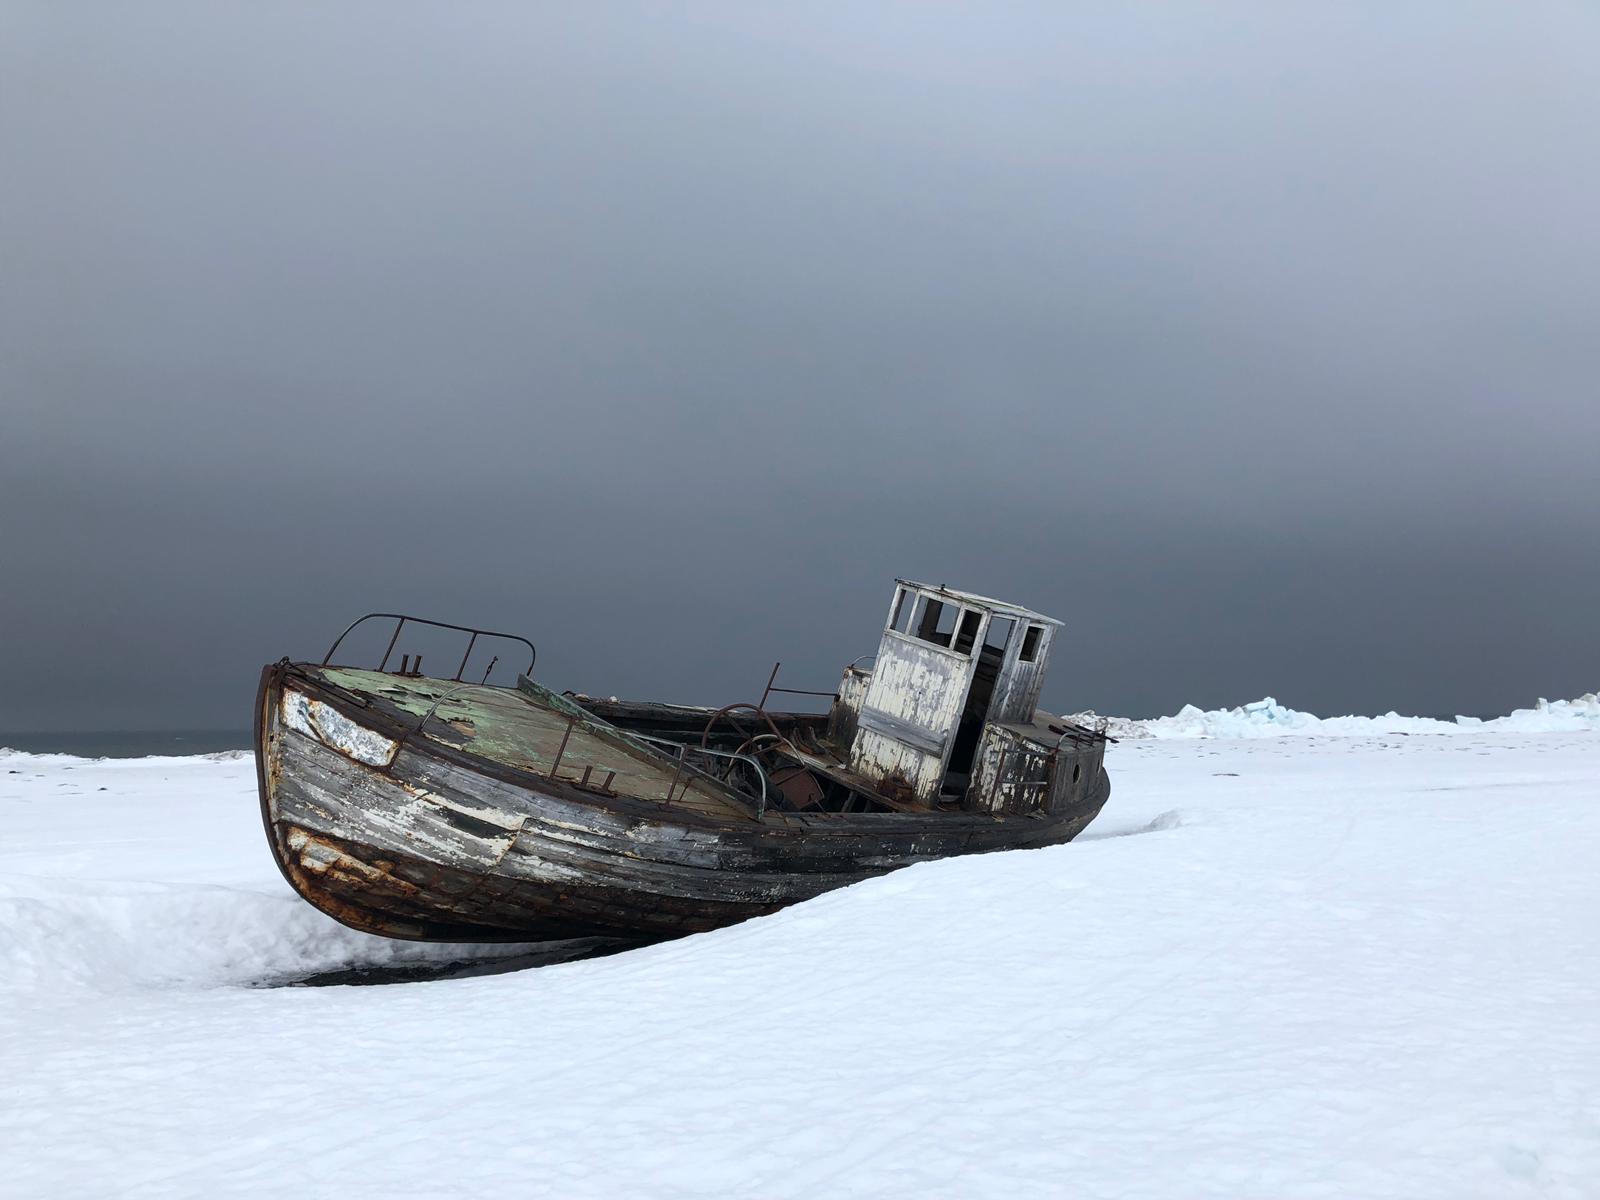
952,608,982,655
913,597,960,648
984,615,1015,653
889,587,915,634
1019,624,1045,663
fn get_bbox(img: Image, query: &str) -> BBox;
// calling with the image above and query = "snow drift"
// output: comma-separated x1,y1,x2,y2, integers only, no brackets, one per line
0,754,539,994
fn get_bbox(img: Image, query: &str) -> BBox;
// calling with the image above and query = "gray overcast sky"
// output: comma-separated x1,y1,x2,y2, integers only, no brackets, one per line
3,2,1597,730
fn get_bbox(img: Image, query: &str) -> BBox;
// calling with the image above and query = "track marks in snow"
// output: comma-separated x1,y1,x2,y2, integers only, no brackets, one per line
1078,808,1187,840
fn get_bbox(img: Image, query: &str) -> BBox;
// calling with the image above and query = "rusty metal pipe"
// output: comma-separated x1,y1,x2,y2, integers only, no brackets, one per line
699,702,787,749
395,681,481,753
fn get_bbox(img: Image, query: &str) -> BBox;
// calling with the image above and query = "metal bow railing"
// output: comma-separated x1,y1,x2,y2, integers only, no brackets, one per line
321,613,537,683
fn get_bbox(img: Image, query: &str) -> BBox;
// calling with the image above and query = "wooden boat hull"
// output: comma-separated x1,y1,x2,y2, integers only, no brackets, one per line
255,661,1110,943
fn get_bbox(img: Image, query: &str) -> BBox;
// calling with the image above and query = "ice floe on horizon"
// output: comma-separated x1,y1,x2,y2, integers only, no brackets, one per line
1076,692,1600,739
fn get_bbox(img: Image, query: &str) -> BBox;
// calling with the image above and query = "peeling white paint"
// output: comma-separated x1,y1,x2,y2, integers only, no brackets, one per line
430,797,525,833
287,827,352,875
281,688,398,767
849,637,970,801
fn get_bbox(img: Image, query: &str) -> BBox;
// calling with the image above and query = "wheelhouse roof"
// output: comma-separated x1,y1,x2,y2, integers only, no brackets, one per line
894,579,1063,627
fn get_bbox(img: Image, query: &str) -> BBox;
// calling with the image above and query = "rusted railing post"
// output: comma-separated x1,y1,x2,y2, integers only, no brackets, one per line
454,632,479,681
378,617,406,672
549,714,576,779
758,662,781,712
665,745,687,807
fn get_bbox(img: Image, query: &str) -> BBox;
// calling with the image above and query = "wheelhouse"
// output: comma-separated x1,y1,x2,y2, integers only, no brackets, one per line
832,580,1099,815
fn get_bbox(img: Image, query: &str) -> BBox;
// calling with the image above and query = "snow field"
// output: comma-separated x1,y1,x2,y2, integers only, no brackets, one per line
3,710,1598,1198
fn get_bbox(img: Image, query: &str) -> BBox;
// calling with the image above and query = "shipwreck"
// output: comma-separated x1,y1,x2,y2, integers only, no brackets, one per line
254,580,1111,943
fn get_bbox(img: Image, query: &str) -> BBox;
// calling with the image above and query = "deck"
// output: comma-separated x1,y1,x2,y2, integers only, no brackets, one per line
311,667,759,822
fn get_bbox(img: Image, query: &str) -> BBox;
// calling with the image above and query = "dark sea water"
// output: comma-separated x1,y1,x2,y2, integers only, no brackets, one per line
0,730,251,758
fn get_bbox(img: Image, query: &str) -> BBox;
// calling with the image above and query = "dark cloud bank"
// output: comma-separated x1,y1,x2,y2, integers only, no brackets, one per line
3,3,1597,730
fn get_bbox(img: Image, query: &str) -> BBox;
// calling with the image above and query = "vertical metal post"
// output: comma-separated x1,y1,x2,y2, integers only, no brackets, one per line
378,617,406,673
454,632,479,681
665,745,687,806
758,662,781,712
549,714,575,779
